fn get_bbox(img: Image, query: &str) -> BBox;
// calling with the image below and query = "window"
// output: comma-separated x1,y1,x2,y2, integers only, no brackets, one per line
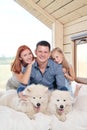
74,38,87,84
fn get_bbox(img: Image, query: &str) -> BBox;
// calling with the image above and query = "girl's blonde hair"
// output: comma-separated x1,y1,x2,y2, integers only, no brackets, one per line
51,47,69,71
11,45,34,73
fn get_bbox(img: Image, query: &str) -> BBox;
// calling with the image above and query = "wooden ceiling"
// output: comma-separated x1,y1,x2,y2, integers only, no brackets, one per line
15,0,87,28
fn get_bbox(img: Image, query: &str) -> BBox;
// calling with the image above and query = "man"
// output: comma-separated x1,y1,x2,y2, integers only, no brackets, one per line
17,40,67,93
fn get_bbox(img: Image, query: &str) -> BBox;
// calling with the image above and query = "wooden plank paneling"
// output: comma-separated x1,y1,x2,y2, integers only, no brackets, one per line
64,53,72,64
52,0,87,19
59,11,80,24
45,0,72,13
16,0,87,25
64,18,87,35
64,15,87,27
36,0,54,8
64,35,73,43
63,44,71,52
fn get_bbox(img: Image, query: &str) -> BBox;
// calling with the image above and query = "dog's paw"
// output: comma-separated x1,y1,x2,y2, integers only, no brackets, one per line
26,113,35,120
59,115,66,122
56,114,66,122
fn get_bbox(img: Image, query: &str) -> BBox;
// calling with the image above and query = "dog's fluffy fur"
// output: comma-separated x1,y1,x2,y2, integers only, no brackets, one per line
0,84,49,119
47,90,73,121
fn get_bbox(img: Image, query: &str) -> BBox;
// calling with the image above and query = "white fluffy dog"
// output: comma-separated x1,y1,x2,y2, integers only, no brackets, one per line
0,84,49,119
47,90,73,121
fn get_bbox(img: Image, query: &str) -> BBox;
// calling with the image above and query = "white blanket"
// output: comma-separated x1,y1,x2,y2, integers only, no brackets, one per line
0,83,87,130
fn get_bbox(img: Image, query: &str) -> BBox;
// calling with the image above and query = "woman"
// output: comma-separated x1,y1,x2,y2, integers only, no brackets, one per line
6,45,34,91
51,47,81,97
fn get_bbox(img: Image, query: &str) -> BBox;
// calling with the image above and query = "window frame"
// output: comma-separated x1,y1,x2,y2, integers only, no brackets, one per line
74,37,87,84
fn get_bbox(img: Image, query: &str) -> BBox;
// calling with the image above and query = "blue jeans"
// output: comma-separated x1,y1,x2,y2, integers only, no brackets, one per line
17,84,26,93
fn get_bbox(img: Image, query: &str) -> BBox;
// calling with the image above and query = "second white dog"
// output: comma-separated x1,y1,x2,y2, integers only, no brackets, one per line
47,90,73,121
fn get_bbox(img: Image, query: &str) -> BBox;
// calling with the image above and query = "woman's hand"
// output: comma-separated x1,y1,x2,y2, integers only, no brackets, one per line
18,92,28,101
27,57,36,65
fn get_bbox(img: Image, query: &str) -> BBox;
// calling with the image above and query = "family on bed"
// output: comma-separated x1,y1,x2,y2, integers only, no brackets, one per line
0,40,82,121
6,40,81,98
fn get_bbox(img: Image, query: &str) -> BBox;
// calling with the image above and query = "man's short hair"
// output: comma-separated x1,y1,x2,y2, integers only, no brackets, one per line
36,40,51,51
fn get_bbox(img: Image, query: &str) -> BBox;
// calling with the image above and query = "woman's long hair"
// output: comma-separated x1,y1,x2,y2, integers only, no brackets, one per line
11,45,34,74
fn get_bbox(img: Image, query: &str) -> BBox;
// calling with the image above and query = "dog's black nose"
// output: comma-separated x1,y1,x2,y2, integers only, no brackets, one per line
60,105,64,109
37,103,40,107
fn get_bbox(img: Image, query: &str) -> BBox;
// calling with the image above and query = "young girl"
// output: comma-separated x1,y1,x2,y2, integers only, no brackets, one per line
6,45,35,91
51,47,81,97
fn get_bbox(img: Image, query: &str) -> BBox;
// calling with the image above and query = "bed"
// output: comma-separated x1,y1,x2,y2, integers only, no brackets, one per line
0,83,87,130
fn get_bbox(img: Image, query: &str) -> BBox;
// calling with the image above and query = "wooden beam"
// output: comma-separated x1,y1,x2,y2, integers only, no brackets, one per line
52,20,64,49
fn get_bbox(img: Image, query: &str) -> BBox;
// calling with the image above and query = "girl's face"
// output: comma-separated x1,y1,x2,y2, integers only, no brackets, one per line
19,49,33,64
51,51,63,64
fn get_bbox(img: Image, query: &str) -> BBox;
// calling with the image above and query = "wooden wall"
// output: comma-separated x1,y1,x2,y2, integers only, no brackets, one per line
63,16,87,67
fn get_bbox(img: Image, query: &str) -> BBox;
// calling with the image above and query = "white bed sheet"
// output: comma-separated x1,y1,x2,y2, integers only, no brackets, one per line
0,83,87,130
